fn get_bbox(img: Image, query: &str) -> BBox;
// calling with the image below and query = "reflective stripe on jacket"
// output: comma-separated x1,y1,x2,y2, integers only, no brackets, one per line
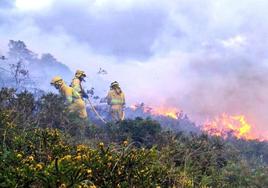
111,98,124,105
71,78,82,95
60,84,81,103
107,89,125,105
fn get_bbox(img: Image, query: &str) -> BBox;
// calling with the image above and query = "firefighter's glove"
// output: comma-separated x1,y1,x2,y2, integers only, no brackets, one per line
82,93,89,99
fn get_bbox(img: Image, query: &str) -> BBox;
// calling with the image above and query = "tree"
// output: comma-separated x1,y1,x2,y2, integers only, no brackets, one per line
8,40,37,61
9,60,30,88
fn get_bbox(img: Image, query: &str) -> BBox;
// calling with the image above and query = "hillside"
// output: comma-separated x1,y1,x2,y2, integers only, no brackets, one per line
0,40,72,91
0,88,267,188
0,41,268,187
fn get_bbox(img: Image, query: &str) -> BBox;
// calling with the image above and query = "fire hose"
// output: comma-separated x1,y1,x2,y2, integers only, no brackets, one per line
121,110,125,121
85,98,107,124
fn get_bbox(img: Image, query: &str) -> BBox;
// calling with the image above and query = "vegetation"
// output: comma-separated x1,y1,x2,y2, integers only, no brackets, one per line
0,40,72,91
0,88,268,187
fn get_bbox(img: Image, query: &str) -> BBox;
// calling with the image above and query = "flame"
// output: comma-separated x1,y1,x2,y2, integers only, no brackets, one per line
151,107,180,119
130,104,268,141
203,113,264,140
130,103,180,119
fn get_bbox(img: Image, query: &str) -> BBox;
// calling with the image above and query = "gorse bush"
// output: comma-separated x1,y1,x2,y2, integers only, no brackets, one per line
0,88,268,188
0,127,171,187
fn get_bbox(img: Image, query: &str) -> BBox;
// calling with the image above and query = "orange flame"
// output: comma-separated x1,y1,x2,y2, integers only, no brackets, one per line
202,113,263,140
151,107,180,119
130,103,181,119
130,104,267,141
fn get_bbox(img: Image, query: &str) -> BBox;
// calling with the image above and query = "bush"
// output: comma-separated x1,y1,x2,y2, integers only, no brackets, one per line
0,127,173,187
0,88,267,187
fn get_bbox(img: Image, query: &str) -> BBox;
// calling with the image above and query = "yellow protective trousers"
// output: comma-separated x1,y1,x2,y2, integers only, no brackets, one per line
69,98,87,119
60,84,87,119
110,105,124,122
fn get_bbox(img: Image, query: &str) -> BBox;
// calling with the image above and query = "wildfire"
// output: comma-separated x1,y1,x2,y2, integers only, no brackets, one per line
203,114,258,140
130,104,267,141
151,107,180,119
130,103,181,119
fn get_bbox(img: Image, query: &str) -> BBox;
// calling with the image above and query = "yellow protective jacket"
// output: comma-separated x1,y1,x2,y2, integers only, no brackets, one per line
107,89,125,106
71,77,82,96
107,88,125,121
59,84,87,119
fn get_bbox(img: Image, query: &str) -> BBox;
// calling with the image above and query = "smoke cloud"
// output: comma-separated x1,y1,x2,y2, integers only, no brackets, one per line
1,0,268,137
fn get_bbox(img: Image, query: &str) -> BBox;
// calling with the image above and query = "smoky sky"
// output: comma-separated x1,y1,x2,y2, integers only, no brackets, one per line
1,0,268,138
0,0,13,8
35,3,167,60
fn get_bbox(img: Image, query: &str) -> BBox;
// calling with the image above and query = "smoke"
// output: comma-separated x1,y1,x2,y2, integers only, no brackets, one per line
1,0,268,137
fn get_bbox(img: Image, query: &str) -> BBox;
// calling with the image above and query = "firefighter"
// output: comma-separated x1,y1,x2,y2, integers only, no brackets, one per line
71,70,89,99
50,76,87,119
106,81,125,121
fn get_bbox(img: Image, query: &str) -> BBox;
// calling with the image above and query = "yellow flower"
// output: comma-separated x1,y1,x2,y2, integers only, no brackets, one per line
77,144,86,152
63,155,72,160
28,156,34,161
123,140,128,146
99,142,104,148
86,169,92,175
17,153,22,159
36,163,43,170
75,155,82,161
55,131,59,136
59,183,67,188
89,185,96,188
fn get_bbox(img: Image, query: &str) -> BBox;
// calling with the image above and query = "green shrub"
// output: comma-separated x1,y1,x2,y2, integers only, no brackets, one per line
0,88,267,188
